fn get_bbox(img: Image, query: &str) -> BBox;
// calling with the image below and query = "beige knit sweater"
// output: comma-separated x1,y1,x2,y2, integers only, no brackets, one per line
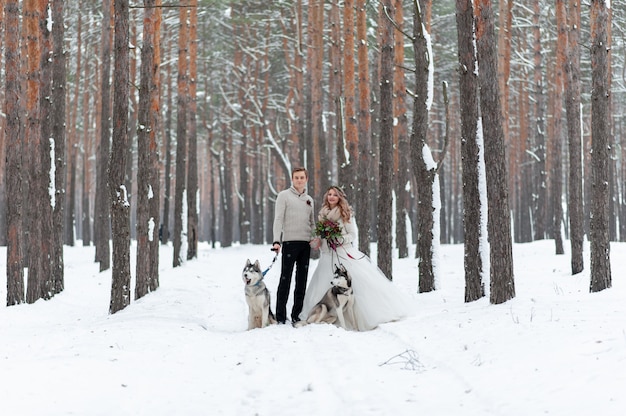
273,186,315,244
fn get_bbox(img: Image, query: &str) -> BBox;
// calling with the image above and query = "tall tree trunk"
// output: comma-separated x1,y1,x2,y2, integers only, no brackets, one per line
95,0,112,271
532,0,547,241
475,0,515,304
136,0,161,300
412,2,436,292
51,0,66,294
25,0,53,303
5,0,25,306
377,0,394,280
340,0,358,200
564,0,584,274
65,7,81,247
306,0,324,199
186,0,198,259
356,0,372,256
552,0,566,255
109,0,131,314
173,1,189,266
161,29,173,245
456,0,484,302
81,52,93,246
393,0,410,260
589,0,611,293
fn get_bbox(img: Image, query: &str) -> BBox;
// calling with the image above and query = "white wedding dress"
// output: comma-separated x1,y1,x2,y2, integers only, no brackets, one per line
300,217,412,330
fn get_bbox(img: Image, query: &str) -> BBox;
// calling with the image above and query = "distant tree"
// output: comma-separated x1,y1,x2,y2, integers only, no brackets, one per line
4,0,25,306
455,0,484,302
173,1,190,266
356,0,372,256
589,0,611,293
136,0,162,300
564,0,584,275
109,0,131,314
51,0,66,294
339,0,358,200
393,0,410,260
186,0,199,260
307,0,325,199
474,0,515,304
95,0,112,272
377,0,394,279
531,0,547,241
552,0,566,255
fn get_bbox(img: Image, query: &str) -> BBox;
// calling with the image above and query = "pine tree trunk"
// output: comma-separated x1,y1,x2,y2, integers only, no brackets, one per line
186,0,198,259
456,0,484,302
377,0,394,280
589,0,611,293
173,2,189,266
356,0,372,256
109,0,131,314
4,0,25,306
95,0,112,271
552,0,566,256
475,0,515,304
51,0,66,294
564,0,584,274
393,0,409,259
532,0,547,241
340,0,358,201
412,4,435,292
136,0,161,299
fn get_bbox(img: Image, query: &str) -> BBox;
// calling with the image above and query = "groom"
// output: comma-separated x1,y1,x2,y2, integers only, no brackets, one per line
271,167,315,325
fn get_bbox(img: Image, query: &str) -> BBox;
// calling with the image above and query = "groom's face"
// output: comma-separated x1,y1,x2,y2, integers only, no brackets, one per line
292,171,308,193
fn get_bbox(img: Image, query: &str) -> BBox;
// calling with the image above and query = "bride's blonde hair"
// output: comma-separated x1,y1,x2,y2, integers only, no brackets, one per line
322,186,353,223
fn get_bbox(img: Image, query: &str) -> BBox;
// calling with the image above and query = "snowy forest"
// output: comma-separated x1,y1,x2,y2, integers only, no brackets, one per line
0,0,621,311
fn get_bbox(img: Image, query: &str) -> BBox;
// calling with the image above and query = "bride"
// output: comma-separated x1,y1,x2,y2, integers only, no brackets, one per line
299,186,412,330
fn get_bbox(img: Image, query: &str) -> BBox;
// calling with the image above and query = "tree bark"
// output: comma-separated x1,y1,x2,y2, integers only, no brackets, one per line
475,0,515,304
564,0,584,275
356,0,372,256
95,0,113,271
51,0,66,294
412,3,436,292
136,0,162,300
340,0,358,201
186,0,199,259
393,0,410,260
377,0,394,280
589,0,611,293
109,0,131,314
455,0,484,302
173,1,189,266
4,0,25,306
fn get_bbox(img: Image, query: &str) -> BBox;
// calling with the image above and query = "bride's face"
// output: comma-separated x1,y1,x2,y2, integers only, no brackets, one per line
326,189,340,207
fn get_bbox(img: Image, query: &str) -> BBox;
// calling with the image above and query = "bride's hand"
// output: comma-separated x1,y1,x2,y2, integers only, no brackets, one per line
310,237,321,250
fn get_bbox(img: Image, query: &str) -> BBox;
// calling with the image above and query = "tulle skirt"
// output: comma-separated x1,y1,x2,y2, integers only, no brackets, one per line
299,244,412,331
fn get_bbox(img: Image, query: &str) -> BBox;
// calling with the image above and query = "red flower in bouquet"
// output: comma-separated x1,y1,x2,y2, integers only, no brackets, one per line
314,218,343,251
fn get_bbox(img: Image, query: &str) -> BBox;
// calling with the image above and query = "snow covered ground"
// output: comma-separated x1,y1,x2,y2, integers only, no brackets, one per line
1,239,624,416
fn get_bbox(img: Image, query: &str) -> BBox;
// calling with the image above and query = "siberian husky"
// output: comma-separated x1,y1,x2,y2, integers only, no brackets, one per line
295,264,356,330
242,259,277,330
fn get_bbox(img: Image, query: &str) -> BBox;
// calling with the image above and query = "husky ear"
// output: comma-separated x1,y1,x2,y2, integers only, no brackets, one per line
254,260,261,269
246,259,252,267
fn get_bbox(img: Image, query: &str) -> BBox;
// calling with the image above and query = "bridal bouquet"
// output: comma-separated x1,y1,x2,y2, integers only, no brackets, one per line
314,218,343,251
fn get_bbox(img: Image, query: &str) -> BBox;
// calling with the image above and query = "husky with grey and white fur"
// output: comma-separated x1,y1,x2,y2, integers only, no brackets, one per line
295,264,356,330
242,259,277,330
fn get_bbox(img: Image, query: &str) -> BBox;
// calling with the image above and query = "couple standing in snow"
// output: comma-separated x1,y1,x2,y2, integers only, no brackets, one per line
271,167,411,331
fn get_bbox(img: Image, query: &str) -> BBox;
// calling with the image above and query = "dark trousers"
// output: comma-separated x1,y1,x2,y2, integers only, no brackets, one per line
276,241,310,322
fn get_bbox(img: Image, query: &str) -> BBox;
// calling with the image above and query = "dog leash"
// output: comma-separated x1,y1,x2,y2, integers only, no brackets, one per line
262,249,279,276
